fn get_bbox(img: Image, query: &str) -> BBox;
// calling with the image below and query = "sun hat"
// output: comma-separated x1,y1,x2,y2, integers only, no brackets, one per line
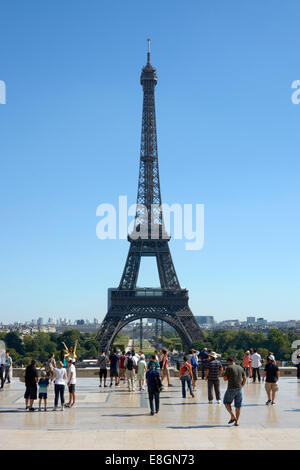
269,355,275,362
209,351,218,359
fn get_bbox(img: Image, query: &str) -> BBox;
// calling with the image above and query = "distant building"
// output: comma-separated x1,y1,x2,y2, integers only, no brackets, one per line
247,317,256,324
257,317,267,326
195,316,214,325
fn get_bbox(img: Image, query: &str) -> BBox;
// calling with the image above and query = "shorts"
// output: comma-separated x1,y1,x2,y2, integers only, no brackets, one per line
68,384,76,393
24,386,37,400
110,368,119,378
223,388,243,408
99,369,107,379
119,367,125,379
192,366,198,381
161,368,169,379
265,382,279,393
38,393,47,400
137,373,145,381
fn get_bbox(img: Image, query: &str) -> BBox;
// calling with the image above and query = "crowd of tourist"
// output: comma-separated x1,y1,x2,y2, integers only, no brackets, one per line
1,344,299,426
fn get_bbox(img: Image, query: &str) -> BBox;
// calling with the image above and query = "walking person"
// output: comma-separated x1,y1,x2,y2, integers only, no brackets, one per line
24,360,38,411
65,358,77,408
98,351,108,387
190,349,199,391
223,358,246,426
251,349,262,383
38,370,49,412
205,352,223,404
51,361,67,411
137,354,147,391
242,351,252,381
148,354,160,371
124,351,135,392
3,351,12,385
263,355,279,405
108,349,120,387
161,349,171,387
146,363,161,415
180,356,195,398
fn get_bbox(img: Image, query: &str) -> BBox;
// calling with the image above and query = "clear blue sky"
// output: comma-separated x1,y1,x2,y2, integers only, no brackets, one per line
0,0,299,323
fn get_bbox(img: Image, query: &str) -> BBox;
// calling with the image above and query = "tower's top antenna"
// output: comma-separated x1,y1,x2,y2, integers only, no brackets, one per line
147,38,151,63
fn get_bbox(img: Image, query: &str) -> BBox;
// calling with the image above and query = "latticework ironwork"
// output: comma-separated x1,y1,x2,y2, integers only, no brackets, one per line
96,42,204,352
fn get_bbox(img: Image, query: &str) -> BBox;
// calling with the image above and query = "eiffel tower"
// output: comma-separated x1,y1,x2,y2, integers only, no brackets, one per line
96,41,204,352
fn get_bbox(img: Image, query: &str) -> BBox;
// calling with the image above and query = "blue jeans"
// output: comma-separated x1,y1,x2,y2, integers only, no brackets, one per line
223,388,243,408
54,384,65,407
4,367,11,383
181,376,193,398
148,388,160,413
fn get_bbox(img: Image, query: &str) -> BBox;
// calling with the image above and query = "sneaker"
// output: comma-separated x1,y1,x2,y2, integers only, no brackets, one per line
70,403,77,408
191,393,195,398
61,406,64,411
29,408,35,412
217,400,221,404
150,411,154,416
265,400,271,405
99,384,102,387
64,403,70,408
38,408,42,412
271,401,276,405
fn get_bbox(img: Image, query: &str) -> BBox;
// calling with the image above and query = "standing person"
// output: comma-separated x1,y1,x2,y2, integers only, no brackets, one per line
180,356,195,398
242,351,252,380
131,350,139,375
98,351,108,387
251,349,262,383
161,349,171,387
24,360,38,411
45,354,56,379
0,361,4,389
108,349,120,387
296,355,300,380
146,363,161,415
223,358,246,426
262,355,279,405
51,361,67,411
199,348,209,380
38,370,49,412
205,352,223,404
60,350,67,368
190,349,199,391
119,351,126,381
137,354,147,391
3,351,12,385
62,341,78,362
124,351,135,392
65,358,77,408
154,350,159,362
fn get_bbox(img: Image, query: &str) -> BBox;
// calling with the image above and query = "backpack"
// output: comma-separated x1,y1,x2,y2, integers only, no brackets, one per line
191,356,198,368
154,374,163,393
127,357,133,371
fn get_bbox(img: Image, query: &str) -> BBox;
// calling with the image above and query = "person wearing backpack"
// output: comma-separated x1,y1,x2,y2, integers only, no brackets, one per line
180,356,195,398
146,362,161,415
124,351,135,392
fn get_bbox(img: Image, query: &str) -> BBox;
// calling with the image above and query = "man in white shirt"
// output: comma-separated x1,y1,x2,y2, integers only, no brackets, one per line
251,350,262,383
65,358,77,408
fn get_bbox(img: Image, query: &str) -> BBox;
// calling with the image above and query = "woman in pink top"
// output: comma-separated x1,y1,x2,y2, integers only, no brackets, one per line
243,351,252,378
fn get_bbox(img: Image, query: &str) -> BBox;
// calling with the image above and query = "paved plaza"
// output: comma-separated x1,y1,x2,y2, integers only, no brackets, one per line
0,376,300,450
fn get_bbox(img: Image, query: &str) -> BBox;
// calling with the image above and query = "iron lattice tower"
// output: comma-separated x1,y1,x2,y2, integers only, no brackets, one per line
96,41,204,352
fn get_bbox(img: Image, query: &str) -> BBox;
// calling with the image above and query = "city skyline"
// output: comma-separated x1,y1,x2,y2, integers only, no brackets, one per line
0,1,299,324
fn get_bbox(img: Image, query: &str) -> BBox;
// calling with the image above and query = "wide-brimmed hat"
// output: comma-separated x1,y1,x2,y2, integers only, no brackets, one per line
209,351,218,359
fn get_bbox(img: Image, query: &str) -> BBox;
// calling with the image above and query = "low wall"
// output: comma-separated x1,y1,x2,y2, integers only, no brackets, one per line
12,366,298,378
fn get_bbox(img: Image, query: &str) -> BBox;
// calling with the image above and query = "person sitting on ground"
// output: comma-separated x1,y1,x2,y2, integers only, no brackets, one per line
262,355,279,405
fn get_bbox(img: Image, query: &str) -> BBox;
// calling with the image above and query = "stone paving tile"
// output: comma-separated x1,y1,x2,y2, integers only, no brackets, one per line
1,377,300,449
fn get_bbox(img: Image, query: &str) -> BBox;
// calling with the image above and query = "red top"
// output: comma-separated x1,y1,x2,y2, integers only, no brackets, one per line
180,363,192,377
119,355,126,368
